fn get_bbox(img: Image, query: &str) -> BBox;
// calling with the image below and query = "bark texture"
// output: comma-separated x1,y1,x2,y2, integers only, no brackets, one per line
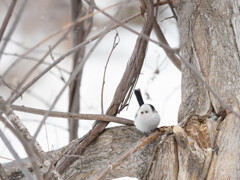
3,126,172,180
175,0,240,179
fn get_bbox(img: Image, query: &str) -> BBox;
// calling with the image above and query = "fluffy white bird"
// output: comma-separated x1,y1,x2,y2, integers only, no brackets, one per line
134,104,160,133
134,89,160,133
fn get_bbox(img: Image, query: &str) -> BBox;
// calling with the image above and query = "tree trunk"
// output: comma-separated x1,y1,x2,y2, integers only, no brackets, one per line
175,0,240,179
2,0,240,179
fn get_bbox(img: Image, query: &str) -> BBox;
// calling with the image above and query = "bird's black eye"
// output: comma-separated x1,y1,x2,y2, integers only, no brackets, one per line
141,111,144,114
145,111,148,113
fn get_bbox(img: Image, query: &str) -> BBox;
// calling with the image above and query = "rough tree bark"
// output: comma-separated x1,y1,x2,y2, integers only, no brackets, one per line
2,0,240,179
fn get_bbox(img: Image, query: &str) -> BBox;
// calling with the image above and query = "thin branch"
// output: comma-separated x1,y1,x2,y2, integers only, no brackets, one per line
0,75,17,92
0,0,28,61
101,32,120,114
167,0,178,21
153,18,181,70
0,0,17,45
48,45,66,83
139,0,181,71
0,156,14,161
10,104,134,126
1,51,70,74
154,0,168,6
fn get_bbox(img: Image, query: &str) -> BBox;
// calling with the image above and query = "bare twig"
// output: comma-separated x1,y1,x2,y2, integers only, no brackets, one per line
153,18,181,70
10,103,134,126
48,46,66,83
101,32,120,114
154,0,168,6
0,75,17,92
1,51,70,74
0,156,14,161
0,0,28,60
167,0,178,21
0,0,17,45
139,0,181,71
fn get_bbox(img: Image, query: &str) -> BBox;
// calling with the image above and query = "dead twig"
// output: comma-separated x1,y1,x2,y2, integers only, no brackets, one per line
0,0,28,61
101,32,120,114
10,104,134,126
153,18,181,70
167,0,178,21
0,0,17,45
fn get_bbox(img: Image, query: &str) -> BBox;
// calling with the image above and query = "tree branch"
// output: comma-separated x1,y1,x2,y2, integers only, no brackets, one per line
0,0,28,61
0,0,17,45
153,18,181,70
10,104,134,126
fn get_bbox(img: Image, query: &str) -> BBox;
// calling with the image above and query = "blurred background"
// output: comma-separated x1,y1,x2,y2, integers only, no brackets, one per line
0,0,180,178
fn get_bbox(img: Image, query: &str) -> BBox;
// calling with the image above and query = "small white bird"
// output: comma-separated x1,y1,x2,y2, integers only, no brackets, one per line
134,89,160,133
135,104,160,133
